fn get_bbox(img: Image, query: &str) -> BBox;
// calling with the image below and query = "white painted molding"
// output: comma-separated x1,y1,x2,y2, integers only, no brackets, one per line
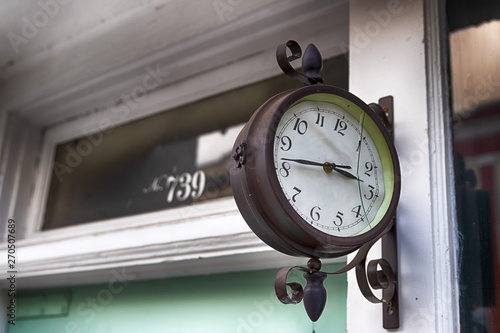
424,0,461,331
9,0,348,127
2,197,344,288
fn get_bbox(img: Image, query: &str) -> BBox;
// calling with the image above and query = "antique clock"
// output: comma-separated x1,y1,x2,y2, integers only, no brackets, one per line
230,41,401,327
230,42,400,259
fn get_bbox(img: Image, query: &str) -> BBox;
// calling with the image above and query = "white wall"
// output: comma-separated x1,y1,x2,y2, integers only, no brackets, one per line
347,0,458,332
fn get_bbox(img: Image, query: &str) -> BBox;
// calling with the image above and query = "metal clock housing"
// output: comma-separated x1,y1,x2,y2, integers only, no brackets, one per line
230,84,400,258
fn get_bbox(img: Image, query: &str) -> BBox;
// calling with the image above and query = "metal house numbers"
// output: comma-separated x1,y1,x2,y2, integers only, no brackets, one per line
230,41,401,328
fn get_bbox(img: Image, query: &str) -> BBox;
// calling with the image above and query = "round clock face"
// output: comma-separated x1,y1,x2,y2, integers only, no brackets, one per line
273,96,393,238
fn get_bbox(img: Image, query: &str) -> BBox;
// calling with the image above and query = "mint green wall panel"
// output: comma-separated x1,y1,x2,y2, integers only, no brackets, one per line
8,265,346,333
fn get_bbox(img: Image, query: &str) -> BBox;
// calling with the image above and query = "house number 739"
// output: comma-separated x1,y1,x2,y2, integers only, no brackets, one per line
143,170,206,203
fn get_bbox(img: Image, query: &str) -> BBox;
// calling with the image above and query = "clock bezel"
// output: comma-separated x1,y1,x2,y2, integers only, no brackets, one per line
230,84,401,258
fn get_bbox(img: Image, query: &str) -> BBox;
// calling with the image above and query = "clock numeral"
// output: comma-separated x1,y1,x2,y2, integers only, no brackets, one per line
279,161,291,177
333,211,344,226
292,187,302,202
315,113,324,127
293,118,308,135
356,139,362,152
310,206,321,221
280,135,292,151
364,161,374,177
334,119,347,136
364,185,375,200
351,205,362,218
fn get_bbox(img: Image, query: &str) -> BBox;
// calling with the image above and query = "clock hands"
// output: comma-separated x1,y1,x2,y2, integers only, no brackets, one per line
281,158,350,169
281,158,363,181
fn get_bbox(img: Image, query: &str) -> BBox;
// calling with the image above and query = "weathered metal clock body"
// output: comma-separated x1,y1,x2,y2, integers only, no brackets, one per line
230,84,401,258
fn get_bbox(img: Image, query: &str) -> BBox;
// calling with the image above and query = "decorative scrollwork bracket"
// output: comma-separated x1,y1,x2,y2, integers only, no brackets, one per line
274,96,399,329
274,219,399,328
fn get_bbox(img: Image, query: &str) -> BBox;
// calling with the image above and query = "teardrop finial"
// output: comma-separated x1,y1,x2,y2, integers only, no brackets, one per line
303,271,328,322
302,44,323,84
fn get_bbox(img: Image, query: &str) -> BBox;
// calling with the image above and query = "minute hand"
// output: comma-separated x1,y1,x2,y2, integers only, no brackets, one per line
281,158,351,169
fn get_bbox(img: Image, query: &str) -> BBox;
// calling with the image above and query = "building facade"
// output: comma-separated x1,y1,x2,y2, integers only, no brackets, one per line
1,0,499,332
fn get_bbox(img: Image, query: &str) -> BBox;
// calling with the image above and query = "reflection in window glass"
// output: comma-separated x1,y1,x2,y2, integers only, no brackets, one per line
42,55,348,229
449,16,500,332
43,105,247,230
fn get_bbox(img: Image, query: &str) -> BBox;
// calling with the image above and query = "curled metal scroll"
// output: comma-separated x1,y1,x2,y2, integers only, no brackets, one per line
276,40,324,85
274,224,397,318
356,258,396,304
275,266,307,304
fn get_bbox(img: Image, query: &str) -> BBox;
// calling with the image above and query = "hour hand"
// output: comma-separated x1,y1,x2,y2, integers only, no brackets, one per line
328,165,364,182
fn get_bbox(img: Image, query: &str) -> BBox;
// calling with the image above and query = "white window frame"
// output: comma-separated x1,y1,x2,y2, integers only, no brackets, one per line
0,0,349,289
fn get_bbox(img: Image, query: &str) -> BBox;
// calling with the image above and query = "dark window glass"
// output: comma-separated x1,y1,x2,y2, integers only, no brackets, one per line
42,55,348,229
448,4,500,331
